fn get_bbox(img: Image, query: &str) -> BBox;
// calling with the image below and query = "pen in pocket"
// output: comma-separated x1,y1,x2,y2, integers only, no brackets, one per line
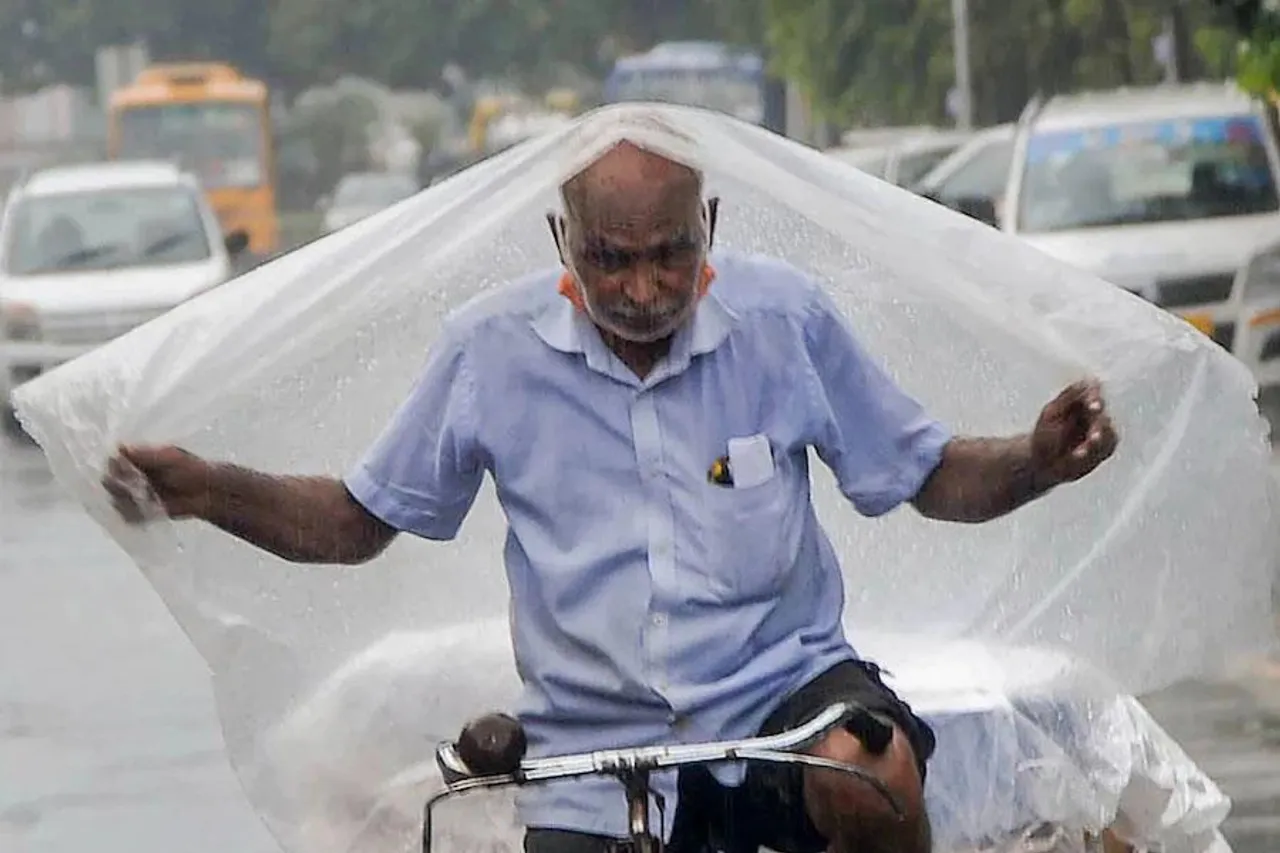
707,455,733,487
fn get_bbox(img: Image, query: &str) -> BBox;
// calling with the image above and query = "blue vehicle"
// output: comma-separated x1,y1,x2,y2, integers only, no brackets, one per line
603,41,768,126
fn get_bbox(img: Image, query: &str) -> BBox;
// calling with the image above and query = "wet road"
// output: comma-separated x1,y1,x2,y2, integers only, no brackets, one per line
0,437,281,853
2,433,1278,852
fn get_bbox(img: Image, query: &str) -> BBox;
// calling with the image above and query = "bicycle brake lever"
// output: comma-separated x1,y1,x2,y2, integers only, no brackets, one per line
435,741,475,786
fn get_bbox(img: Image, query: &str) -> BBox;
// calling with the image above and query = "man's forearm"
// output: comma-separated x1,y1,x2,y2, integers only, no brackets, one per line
194,464,394,564
910,436,1053,523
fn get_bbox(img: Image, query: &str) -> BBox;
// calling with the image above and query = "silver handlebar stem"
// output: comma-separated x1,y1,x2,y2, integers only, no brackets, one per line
422,701,904,853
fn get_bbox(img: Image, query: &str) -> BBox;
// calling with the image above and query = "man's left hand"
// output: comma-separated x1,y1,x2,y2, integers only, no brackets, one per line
1030,378,1118,489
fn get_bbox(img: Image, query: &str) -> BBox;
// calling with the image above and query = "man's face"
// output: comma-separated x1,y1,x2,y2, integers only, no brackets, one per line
557,145,708,343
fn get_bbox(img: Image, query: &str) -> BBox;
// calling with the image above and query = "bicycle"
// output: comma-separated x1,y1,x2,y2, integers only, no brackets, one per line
423,700,905,853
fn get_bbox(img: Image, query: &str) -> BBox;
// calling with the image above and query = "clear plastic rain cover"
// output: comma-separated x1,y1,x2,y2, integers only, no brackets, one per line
12,103,1279,853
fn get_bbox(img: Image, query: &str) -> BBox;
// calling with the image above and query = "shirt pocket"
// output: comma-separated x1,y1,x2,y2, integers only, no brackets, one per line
694,448,798,603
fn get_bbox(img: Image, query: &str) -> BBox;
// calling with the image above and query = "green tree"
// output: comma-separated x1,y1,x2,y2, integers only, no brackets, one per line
757,0,1256,130
0,0,274,93
281,81,381,198
0,0,1264,129
760,0,951,126
1211,0,1280,95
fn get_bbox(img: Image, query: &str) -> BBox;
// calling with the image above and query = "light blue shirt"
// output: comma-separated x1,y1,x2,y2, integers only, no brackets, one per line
344,251,952,838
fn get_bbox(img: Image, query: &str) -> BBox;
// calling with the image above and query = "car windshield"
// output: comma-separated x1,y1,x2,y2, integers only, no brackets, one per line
116,102,265,190
1017,113,1279,233
895,144,963,186
332,174,418,208
914,137,1014,201
4,185,212,275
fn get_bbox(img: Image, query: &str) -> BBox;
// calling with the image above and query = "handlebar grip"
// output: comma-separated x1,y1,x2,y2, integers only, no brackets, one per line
844,708,895,756
456,712,528,776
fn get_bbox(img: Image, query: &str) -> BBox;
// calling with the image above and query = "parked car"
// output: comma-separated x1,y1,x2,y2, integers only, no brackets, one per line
911,124,1015,218
829,130,974,189
838,125,941,149
829,145,894,180
1,160,247,431
319,171,420,234
994,82,1280,354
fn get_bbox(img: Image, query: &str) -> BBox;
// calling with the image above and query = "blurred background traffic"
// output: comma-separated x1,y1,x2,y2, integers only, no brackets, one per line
7,1,1280,426
2,1,1280,851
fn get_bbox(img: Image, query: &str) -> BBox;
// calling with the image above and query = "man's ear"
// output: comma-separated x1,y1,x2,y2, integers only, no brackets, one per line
705,197,720,248
546,212,567,265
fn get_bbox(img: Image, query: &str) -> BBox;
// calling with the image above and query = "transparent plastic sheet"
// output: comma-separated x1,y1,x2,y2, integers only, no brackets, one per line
11,103,1278,851
255,626,1236,853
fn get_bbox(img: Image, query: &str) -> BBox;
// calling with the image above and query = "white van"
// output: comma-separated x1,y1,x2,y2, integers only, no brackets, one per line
1001,82,1280,353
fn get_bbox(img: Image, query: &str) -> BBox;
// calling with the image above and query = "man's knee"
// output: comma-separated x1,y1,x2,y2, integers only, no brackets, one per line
802,724,931,853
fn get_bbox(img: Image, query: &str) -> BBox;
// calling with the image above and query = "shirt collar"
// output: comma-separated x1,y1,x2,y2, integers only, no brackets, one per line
531,264,735,366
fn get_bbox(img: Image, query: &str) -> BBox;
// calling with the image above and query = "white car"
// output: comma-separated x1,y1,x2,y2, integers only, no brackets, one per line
828,130,975,189
911,123,1015,214
1001,82,1280,354
0,160,248,429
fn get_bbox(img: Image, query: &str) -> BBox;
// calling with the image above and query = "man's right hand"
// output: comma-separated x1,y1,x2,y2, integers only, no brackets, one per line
103,445,209,524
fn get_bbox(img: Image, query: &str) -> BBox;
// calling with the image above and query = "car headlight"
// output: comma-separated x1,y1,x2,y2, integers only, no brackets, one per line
0,300,39,341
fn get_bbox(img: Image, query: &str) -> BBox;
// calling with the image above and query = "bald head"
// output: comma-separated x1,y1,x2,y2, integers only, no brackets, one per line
562,141,703,229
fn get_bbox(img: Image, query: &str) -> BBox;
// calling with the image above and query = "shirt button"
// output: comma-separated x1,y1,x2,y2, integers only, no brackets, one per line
651,613,667,626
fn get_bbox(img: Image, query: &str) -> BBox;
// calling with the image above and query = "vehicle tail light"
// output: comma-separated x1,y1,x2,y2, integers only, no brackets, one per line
0,300,39,341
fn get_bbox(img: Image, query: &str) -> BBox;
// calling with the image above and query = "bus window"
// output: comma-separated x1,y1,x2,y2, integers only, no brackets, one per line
116,102,265,190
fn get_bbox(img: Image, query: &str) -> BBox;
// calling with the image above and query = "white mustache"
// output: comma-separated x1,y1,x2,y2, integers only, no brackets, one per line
603,302,690,333
607,301,682,321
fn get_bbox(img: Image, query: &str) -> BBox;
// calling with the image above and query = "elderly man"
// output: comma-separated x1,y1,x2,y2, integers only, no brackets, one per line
104,134,1117,853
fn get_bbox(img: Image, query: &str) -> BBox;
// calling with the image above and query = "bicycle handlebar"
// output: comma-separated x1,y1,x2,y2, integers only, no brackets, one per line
438,701,854,787
423,701,904,853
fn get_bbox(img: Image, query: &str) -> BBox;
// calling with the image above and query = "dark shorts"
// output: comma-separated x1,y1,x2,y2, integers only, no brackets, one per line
525,659,936,853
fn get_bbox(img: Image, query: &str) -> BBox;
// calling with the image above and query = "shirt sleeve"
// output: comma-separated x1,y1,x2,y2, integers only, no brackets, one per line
803,286,952,517
343,323,485,540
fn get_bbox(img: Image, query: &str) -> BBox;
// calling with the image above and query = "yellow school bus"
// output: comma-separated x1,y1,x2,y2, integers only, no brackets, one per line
107,62,279,258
